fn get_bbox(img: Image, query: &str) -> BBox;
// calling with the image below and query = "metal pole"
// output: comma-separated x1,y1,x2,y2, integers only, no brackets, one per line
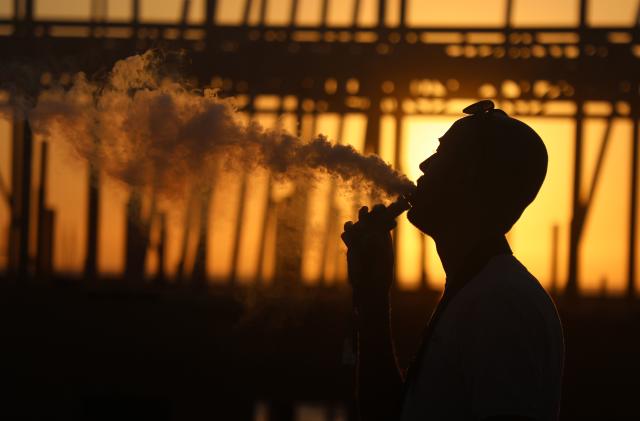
566,106,583,297
320,0,329,28
628,116,639,297
504,0,513,27
377,0,386,28
176,188,196,283
259,0,268,26
156,212,167,284
11,120,32,281
289,0,299,26
319,115,345,283
399,0,406,28
229,97,254,284
242,0,253,26
85,161,100,281
192,186,212,286
351,0,361,27
551,223,559,294
205,0,217,26
392,103,404,291
566,1,587,296
256,102,286,284
582,118,613,212
132,0,139,24
36,141,49,279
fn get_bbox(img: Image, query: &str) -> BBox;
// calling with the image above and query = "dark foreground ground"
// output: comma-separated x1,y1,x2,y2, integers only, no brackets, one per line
1,279,638,420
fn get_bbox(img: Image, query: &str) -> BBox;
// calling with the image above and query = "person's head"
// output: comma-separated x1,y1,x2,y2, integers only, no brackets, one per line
407,100,548,239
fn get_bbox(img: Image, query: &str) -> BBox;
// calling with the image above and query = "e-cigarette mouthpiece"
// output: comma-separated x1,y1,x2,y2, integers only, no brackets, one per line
383,194,412,220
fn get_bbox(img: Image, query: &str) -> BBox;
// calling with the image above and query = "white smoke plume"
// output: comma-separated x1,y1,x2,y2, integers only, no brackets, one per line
29,51,414,198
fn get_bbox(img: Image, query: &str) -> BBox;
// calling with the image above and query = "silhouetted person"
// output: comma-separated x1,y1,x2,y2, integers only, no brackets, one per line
342,100,564,421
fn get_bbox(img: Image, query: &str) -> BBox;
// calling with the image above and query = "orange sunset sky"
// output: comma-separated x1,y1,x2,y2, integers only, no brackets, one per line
0,0,638,295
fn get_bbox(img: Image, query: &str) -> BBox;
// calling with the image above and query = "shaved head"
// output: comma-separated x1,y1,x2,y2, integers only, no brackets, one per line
408,103,548,236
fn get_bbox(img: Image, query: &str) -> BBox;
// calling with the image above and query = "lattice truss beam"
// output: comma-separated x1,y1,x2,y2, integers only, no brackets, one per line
1,0,639,296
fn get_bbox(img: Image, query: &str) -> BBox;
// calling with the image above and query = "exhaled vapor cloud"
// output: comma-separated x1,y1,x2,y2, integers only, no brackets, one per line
29,51,414,198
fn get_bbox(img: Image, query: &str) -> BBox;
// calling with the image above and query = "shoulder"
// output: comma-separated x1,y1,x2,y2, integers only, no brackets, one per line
466,254,556,312
454,254,562,341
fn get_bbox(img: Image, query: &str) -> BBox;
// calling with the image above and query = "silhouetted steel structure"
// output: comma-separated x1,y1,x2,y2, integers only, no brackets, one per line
1,0,639,297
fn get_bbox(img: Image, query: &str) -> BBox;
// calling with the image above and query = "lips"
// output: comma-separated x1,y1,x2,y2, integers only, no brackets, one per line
413,176,426,196
418,175,429,188
403,184,418,206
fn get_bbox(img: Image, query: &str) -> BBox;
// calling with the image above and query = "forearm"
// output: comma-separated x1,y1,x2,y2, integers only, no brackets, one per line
356,293,404,421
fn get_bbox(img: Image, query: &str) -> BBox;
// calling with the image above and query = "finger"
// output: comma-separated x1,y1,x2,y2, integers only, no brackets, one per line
358,206,369,219
371,203,386,214
371,204,387,221
341,231,351,246
385,219,397,231
344,221,354,231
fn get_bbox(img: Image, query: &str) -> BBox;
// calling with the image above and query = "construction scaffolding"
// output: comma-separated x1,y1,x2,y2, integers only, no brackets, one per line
1,0,639,297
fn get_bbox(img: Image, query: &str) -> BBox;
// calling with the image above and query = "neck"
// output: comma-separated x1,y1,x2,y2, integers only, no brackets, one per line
433,226,510,284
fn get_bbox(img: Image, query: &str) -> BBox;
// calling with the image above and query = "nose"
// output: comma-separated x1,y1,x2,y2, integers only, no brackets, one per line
419,157,431,173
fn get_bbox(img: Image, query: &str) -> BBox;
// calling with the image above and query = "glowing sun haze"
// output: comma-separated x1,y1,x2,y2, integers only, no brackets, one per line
0,0,637,294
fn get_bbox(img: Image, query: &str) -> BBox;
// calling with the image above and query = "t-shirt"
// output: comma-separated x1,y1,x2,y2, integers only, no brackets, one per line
399,254,565,421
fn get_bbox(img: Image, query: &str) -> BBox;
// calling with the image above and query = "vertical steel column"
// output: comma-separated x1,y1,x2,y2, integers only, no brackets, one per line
399,0,406,28
229,96,254,284
9,119,32,281
242,0,253,26
566,2,587,297
124,189,148,282
156,212,167,284
8,1,33,280
36,141,53,279
205,0,217,46
0,163,8,206
259,0,268,26
85,161,100,281
377,0,386,28
132,0,139,22
320,0,329,29
564,112,614,298
550,224,559,294
319,115,345,283
179,0,191,39
205,0,217,26
176,189,196,283
351,0,361,27
7,119,19,275
24,0,33,22
274,108,313,287
289,0,299,26
393,102,405,290
180,0,191,23
256,101,285,284
18,121,32,279
364,97,381,154
230,181,248,284
12,0,19,20
504,0,513,27
628,115,639,297
192,186,212,286
566,106,583,297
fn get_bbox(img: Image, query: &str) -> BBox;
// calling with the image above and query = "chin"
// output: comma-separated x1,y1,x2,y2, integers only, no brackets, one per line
407,206,435,236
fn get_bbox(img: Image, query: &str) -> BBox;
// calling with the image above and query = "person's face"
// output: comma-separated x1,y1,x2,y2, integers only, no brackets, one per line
407,119,480,237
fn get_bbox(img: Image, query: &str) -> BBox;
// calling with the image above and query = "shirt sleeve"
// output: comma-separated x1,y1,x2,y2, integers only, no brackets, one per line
462,295,544,420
